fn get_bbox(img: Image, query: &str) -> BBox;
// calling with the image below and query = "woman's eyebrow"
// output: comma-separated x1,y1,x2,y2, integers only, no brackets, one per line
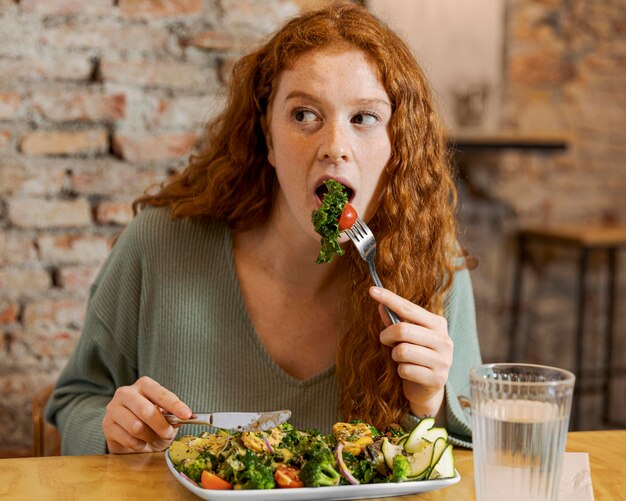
284,90,321,104
285,90,390,109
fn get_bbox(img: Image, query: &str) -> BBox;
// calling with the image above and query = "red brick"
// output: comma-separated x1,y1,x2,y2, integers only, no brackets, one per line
8,198,92,228
222,0,298,31
112,133,197,162
20,129,109,156
8,328,81,363
59,265,101,292
0,129,11,152
32,92,126,123
40,23,169,52
0,161,66,196
0,93,21,119
0,0,15,14
23,298,86,330
0,302,19,324
95,201,134,225
37,234,110,263
0,267,51,298
0,56,93,81
21,0,114,16
101,60,209,89
119,0,202,18
71,161,164,196
183,31,241,51
0,233,37,265
152,95,225,129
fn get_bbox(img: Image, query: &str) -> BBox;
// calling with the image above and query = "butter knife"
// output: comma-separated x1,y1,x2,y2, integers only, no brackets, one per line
163,409,291,432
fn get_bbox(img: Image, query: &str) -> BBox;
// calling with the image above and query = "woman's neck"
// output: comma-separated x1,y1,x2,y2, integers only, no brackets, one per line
233,212,349,296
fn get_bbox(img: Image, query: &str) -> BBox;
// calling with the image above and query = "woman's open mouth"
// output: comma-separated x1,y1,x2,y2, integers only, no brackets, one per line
315,181,354,203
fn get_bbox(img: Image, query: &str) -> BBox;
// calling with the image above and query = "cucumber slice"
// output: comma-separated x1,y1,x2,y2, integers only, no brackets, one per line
423,426,448,443
403,417,435,453
406,441,435,478
428,443,455,479
425,437,447,477
382,437,405,470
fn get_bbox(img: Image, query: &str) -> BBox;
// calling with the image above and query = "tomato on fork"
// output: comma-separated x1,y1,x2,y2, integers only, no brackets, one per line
338,203,357,231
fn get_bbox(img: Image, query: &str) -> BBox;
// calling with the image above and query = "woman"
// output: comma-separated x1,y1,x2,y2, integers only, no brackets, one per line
46,1,480,455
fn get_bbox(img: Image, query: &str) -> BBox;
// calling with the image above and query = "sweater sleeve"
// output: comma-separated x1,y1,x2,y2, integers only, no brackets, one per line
401,267,481,448
442,267,481,447
44,219,143,455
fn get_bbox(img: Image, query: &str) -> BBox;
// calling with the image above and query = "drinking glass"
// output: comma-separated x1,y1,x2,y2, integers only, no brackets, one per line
470,363,575,501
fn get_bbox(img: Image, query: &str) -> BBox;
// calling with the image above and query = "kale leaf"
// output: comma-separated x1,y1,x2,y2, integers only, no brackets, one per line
311,179,348,264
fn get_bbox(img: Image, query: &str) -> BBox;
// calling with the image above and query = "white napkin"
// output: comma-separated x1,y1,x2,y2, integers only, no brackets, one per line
559,452,594,500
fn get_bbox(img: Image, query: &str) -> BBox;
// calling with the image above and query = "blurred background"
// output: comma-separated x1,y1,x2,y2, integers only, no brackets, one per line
0,0,624,457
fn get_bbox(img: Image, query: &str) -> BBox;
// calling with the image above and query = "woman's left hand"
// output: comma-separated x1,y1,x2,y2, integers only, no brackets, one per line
369,286,453,419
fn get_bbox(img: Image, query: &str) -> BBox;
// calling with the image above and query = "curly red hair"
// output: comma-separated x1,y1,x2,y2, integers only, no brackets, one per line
134,1,461,430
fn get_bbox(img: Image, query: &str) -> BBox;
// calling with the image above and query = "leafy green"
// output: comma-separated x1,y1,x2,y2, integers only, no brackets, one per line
311,179,348,264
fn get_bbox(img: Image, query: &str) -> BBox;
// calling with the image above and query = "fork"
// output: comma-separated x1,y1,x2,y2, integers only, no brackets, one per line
344,217,400,324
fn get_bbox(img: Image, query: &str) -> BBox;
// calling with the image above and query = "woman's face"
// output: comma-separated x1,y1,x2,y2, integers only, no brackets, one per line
266,46,392,243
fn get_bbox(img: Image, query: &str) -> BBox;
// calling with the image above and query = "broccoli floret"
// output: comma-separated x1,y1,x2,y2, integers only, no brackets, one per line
278,422,304,450
392,454,412,482
299,449,341,487
232,450,275,489
179,450,216,482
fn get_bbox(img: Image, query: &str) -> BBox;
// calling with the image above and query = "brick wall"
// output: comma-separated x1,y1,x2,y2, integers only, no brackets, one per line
0,0,624,453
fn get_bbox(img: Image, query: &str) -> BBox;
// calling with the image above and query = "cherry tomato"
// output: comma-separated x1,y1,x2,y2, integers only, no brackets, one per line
274,464,304,488
338,203,357,231
200,471,233,490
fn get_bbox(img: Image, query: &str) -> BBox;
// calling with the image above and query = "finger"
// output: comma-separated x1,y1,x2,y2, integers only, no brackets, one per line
137,376,192,419
397,363,447,389
115,404,166,444
106,420,147,453
370,287,445,330
390,342,441,369
380,323,453,354
129,377,191,438
113,384,176,440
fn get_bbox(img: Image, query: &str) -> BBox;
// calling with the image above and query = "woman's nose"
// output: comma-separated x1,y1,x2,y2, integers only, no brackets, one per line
318,122,351,162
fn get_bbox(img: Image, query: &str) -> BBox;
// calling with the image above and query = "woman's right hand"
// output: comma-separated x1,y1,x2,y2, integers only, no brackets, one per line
102,376,192,454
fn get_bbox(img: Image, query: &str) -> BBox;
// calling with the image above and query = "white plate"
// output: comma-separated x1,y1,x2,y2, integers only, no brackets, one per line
165,451,461,501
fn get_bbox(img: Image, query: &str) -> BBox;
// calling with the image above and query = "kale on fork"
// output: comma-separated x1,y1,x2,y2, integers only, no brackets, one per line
311,179,348,264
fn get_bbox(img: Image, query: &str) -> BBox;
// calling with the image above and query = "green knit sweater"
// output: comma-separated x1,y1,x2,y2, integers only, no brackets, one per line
45,207,481,455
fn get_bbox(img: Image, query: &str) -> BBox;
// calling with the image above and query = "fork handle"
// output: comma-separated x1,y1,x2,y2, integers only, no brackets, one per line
368,261,400,324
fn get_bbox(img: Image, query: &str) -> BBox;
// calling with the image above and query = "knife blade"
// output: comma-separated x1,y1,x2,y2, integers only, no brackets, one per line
163,409,291,432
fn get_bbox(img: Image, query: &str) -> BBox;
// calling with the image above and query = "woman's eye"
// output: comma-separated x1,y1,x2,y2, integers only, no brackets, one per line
294,109,318,122
351,112,379,126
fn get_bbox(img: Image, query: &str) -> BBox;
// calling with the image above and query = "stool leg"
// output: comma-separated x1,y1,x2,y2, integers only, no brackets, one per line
572,247,589,431
603,248,617,424
508,234,527,362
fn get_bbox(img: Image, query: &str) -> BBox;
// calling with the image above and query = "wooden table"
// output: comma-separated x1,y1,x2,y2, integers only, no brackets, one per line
0,431,622,500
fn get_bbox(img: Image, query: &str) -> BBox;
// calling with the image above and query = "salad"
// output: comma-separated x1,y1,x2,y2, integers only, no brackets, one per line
311,179,358,264
168,417,455,491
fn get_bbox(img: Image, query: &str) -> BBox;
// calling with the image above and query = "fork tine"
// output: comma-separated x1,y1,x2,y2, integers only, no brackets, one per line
351,219,367,240
344,225,359,242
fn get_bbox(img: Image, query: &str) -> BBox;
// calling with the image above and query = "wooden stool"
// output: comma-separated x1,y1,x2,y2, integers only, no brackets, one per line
508,225,626,430
32,384,61,456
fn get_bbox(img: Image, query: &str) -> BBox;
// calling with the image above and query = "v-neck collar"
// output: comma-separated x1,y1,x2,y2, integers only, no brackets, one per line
222,225,336,388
